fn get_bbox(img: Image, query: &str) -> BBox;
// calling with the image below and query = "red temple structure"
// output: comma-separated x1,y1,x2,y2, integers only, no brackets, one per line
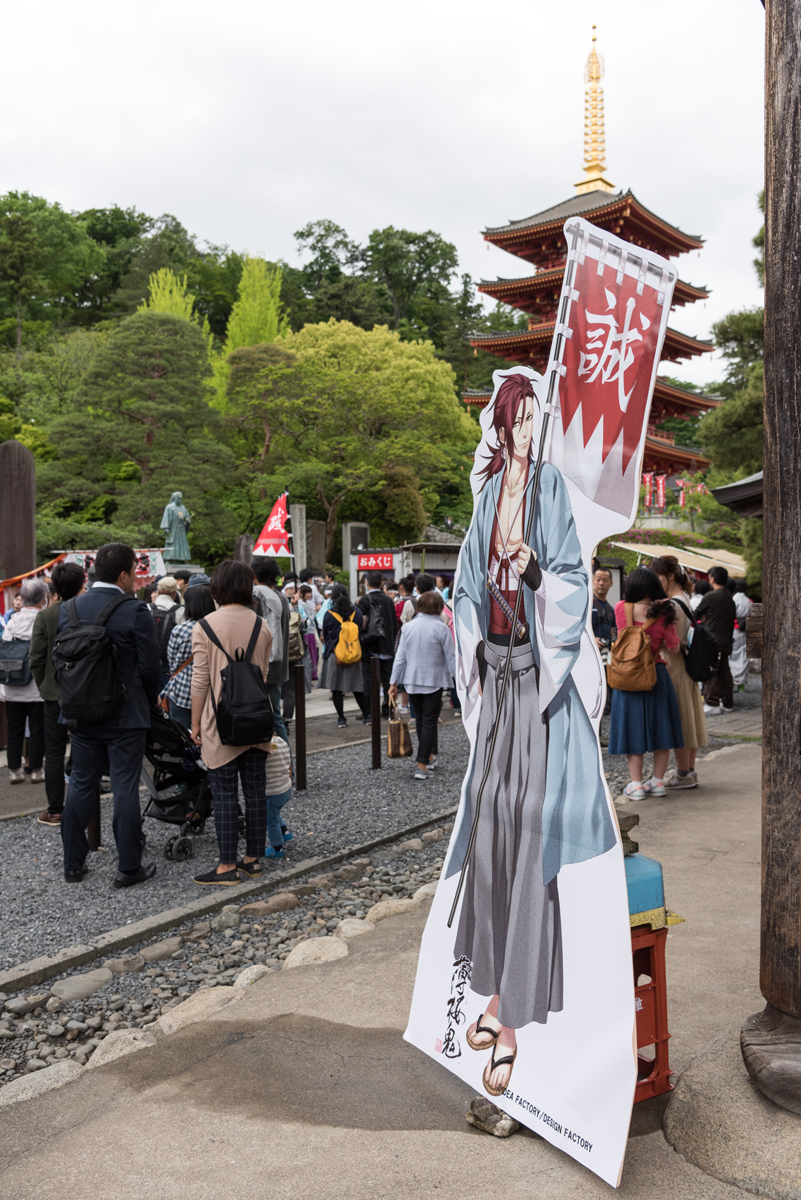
464,28,718,478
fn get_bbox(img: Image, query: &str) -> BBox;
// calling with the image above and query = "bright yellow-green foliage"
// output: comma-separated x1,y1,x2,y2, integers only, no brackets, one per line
226,258,288,351
139,268,213,357
211,258,289,406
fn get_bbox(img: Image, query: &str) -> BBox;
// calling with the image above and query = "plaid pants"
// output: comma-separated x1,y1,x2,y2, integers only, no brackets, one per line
208,748,268,862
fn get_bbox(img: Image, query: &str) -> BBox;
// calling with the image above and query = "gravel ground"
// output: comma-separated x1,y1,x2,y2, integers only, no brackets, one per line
0,830,450,1087
0,723,470,970
1,674,761,971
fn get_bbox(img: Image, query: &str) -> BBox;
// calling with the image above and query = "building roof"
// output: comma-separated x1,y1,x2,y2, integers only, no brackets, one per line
477,270,709,311
608,541,746,578
469,324,714,364
483,189,704,257
710,471,763,518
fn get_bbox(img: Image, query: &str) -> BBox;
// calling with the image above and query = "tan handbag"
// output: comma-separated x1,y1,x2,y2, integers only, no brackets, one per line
387,697,413,758
606,604,657,693
158,655,193,714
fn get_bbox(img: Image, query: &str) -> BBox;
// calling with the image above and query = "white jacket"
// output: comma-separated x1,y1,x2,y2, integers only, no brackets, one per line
0,608,43,703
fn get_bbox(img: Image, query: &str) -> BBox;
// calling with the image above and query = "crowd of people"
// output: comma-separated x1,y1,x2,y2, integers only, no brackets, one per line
0,538,756,888
0,546,461,890
593,556,753,801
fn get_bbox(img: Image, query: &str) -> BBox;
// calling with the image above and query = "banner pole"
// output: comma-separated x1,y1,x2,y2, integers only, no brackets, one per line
447,223,582,931
284,490,295,568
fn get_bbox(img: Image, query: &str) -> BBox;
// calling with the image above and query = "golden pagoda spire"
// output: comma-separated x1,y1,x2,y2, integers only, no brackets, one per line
575,25,615,196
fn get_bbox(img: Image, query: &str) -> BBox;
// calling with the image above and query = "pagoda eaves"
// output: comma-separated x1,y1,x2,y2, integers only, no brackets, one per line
469,324,714,373
484,189,704,270
477,269,709,320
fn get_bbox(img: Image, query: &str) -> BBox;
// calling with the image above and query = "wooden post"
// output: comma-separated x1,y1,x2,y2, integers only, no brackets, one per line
294,661,307,791
371,656,381,770
740,0,801,1113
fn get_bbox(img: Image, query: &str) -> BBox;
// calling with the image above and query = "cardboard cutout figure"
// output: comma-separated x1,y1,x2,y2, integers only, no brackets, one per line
404,218,676,1187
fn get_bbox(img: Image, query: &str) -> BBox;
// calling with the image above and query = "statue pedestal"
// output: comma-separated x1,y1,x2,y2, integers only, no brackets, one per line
164,562,205,576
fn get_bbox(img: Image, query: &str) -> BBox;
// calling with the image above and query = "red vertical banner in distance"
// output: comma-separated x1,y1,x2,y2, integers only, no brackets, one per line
642,472,653,507
656,475,666,508
561,257,663,474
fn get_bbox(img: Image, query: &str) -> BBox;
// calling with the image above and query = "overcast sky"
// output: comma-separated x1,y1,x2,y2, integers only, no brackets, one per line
1,0,765,389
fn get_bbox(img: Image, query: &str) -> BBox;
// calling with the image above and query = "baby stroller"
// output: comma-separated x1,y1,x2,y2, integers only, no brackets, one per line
141,706,213,862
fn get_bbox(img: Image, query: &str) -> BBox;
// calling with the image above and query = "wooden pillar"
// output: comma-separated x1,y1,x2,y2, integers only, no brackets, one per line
0,440,36,580
740,0,801,1112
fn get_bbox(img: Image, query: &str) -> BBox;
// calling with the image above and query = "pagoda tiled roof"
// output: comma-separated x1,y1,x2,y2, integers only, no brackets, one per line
477,270,710,308
483,189,704,253
469,323,714,362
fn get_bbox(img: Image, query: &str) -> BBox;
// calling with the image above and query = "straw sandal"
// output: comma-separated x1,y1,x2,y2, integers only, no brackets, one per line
466,1011,501,1052
482,1042,518,1097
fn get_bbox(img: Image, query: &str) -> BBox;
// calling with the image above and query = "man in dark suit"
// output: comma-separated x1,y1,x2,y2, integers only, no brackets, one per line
59,543,162,886
357,571,398,724
695,565,737,715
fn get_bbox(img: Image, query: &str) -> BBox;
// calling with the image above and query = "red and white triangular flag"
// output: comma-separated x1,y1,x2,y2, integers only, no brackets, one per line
253,493,290,556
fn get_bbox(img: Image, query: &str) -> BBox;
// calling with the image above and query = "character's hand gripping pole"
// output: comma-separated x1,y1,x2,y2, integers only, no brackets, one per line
446,224,584,930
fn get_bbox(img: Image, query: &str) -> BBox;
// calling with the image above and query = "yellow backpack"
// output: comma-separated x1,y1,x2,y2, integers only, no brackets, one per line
332,610,362,665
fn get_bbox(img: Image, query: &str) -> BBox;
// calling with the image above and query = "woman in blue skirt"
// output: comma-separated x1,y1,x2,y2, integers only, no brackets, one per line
609,567,684,799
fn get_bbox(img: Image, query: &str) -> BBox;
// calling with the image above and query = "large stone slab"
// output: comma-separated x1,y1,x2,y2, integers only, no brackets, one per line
50,968,113,1002
239,892,300,916
365,897,420,923
0,1060,83,1108
233,964,272,989
140,937,183,963
413,881,438,901
155,986,242,1036
4,993,50,1016
665,1030,801,1198
85,1029,157,1070
334,918,375,941
283,937,349,969
104,955,145,975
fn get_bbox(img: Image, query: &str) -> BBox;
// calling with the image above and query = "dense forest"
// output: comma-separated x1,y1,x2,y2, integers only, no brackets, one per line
0,194,526,566
0,190,765,575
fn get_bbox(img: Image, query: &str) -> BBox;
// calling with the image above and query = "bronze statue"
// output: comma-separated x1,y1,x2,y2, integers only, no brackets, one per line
160,491,191,562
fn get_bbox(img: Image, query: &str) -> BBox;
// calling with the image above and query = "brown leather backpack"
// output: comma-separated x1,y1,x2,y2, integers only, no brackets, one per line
606,603,658,692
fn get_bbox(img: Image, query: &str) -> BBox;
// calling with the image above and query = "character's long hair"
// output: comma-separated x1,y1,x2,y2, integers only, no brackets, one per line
477,373,539,491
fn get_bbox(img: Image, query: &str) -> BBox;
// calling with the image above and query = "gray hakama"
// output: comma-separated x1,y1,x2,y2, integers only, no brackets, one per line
454,640,564,1029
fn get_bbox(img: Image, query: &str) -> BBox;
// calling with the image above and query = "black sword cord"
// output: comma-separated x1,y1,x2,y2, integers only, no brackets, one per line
446,229,580,930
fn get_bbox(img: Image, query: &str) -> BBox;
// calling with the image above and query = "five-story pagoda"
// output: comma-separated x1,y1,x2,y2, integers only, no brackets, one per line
464,28,718,478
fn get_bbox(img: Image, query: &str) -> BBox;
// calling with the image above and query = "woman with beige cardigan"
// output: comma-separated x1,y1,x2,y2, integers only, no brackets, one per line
190,560,274,886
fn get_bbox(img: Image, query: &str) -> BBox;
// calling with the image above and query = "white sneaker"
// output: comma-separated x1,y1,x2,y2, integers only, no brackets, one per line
621,781,645,800
8,768,24,784
703,704,723,716
414,768,429,781
643,777,667,797
721,705,735,713
664,772,698,790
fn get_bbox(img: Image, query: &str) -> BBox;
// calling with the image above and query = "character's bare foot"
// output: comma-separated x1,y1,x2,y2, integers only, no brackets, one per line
466,1009,502,1051
482,1028,517,1097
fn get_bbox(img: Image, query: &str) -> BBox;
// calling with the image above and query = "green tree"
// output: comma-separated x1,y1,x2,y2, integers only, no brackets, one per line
366,226,458,338
111,214,199,316
753,190,765,287
710,308,764,398
225,258,288,350
37,312,236,558
226,320,478,558
699,361,764,475
75,205,154,323
0,192,104,346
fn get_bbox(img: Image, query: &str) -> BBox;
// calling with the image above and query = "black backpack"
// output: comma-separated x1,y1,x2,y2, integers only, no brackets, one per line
52,593,134,723
361,597,386,649
149,602,177,664
0,639,32,687
199,615,274,746
674,599,720,683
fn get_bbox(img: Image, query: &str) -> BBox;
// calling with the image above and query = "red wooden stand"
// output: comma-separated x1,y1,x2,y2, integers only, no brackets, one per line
632,923,673,1103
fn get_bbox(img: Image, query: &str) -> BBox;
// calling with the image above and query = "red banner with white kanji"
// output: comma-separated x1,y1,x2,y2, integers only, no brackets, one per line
254,493,290,556
548,217,676,523
643,472,653,508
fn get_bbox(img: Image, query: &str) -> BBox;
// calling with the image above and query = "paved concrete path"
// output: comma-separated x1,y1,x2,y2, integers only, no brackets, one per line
0,742,763,1198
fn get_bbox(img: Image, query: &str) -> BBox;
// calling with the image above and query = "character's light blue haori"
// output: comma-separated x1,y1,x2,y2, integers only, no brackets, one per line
448,454,615,888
